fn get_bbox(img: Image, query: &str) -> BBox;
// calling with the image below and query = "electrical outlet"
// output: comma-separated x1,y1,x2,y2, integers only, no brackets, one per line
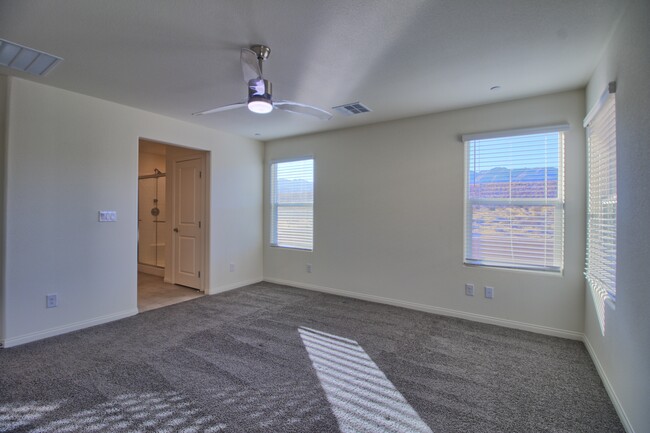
465,283,475,296
306,263,312,273
46,293,58,308
229,263,235,272
484,286,494,299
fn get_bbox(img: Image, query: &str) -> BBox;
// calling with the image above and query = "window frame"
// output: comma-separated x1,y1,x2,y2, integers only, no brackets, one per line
462,124,568,273
269,156,315,251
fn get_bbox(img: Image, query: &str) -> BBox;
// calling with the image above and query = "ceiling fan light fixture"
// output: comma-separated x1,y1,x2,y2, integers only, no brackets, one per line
248,98,273,114
193,44,330,120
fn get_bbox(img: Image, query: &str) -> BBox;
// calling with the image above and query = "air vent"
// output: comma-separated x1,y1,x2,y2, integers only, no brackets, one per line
332,102,372,116
0,39,62,76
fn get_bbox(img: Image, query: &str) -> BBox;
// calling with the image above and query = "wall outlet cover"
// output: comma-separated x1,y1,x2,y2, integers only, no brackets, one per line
46,293,58,308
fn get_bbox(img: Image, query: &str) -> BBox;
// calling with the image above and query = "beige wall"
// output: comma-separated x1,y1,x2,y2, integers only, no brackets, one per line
583,1,650,431
265,89,586,337
1,77,263,347
138,146,166,176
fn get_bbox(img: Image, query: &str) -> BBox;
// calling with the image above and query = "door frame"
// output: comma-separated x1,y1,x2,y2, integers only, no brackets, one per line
137,138,210,294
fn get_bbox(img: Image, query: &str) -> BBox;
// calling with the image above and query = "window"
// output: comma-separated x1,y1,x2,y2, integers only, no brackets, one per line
463,125,567,272
585,83,616,331
270,158,314,250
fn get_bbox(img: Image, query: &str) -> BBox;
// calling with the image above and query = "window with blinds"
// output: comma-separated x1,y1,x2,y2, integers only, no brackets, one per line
270,158,314,250
463,126,567,272
585,85,616,331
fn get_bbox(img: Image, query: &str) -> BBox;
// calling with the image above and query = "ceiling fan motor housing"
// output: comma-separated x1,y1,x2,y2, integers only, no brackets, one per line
247,79,273,113
248,79,272,99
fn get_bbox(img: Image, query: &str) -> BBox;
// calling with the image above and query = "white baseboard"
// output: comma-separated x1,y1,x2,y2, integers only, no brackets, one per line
137,263,165,277
263,277,583,340
210,277,264,295
583,335,634,433
1,308,139,348
1,277,265,348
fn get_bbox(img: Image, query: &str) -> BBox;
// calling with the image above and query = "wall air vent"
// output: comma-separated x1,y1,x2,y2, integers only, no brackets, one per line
0,39,62,76
332,102,372,116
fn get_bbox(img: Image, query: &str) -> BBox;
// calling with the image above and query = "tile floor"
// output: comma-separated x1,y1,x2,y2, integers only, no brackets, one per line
137,272,204,312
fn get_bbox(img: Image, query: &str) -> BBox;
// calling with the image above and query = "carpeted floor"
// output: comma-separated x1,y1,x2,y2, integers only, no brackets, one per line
0,281,623,432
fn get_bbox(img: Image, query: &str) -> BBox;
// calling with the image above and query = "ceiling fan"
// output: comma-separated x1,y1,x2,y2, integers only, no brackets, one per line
193,44,332,120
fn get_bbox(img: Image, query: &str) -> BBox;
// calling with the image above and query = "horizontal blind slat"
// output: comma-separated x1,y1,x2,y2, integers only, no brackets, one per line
586,94,616,301
271,158,314,250
465,130,564,271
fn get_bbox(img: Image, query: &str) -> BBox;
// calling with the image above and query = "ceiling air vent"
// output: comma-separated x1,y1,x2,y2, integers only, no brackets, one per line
332,102,372,116
0,39,62,76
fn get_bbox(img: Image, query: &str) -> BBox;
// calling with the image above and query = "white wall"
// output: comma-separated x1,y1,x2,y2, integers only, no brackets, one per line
583,1,650,431
1,77,263,347
0,75,7,343
264,90,586,338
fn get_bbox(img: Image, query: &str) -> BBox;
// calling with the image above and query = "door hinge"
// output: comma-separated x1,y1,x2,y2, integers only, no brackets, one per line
199,171,202,178
198,221,201,228
198,271,201,278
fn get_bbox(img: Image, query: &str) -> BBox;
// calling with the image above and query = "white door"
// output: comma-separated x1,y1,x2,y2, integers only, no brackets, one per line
172,157,204,289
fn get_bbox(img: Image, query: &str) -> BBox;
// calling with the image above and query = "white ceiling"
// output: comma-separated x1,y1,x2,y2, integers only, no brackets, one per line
0,0,625,141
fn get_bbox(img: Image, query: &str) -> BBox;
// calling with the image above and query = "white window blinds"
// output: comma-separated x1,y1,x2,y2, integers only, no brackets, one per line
585,86,616,329
463,126,567,272
270,158,314,250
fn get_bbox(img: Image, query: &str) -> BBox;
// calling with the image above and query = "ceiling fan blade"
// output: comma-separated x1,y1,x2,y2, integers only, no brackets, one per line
192,102,247,116
274,100,332,120
241,48,262,83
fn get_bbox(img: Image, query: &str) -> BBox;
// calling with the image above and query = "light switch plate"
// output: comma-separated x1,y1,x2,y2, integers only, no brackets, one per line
98,211,117,222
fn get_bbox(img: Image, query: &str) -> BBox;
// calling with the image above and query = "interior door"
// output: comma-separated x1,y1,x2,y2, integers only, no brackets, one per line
172,157,204,290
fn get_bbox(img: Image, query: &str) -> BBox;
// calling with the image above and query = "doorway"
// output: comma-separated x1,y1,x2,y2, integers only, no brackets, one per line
137,139,209,311
138,166,166,275
137,272,203,312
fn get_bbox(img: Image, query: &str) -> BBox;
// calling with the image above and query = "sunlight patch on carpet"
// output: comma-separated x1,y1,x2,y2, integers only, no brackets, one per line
299,326,433,433
0,400,65,430
1,392,226,433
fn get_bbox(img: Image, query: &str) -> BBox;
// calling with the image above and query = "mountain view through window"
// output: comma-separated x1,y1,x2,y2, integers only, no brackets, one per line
271,159,314,250
465,131,565,271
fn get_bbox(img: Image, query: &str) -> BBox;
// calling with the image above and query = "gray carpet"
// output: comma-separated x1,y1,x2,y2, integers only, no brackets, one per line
0,281,623,432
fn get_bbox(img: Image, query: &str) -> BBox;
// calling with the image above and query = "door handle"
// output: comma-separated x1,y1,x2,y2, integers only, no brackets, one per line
173,228,179,232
